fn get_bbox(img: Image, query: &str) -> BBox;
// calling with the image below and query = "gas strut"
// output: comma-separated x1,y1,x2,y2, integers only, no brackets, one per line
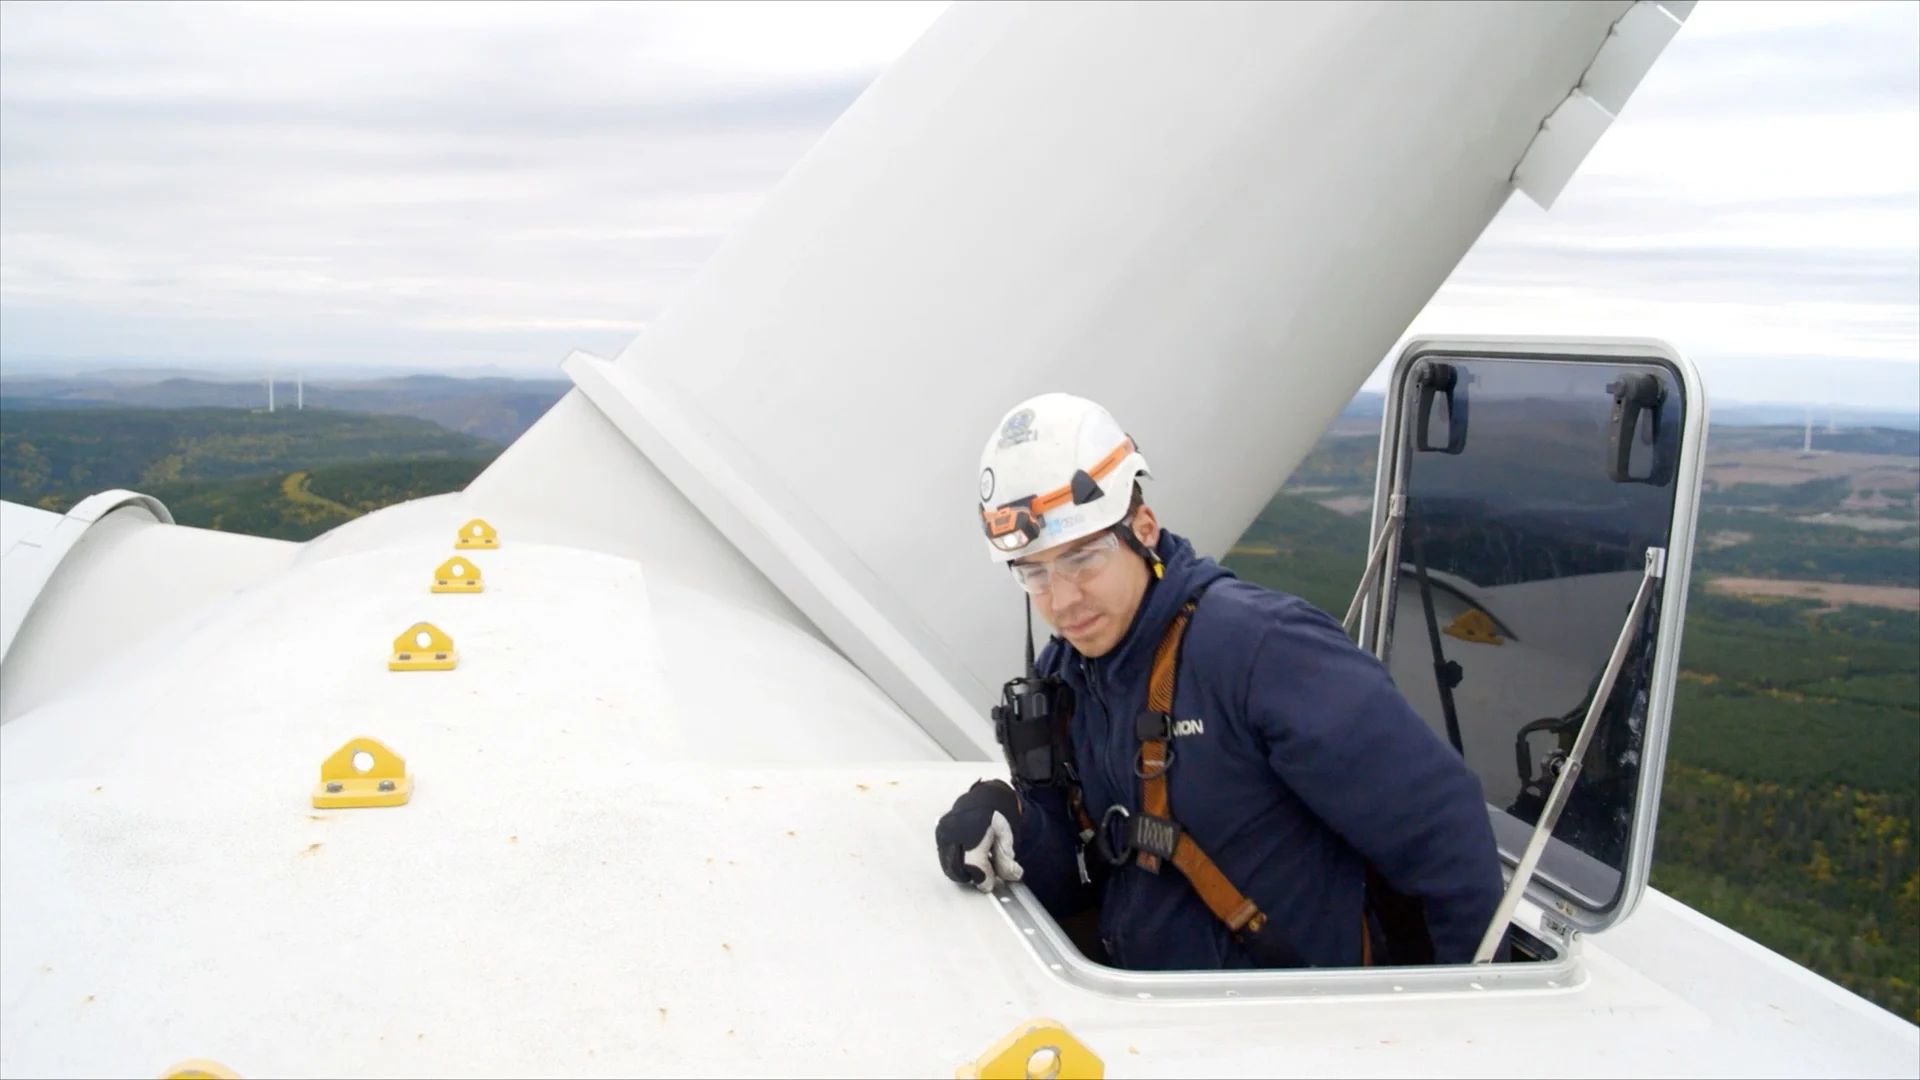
1341,493,1406,639
1410,528,1465,756
1472,546,1668,965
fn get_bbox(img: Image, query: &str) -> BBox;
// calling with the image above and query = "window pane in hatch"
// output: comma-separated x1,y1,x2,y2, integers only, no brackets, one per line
1385,357,1683,912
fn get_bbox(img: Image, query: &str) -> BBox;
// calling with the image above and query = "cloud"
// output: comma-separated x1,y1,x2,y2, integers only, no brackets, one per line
0,0,949,370
1633,1,1918,118
1,1,1914,409
1406,1,1919,409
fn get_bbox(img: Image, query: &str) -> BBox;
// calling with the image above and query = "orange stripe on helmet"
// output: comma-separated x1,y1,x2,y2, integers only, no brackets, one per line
979,438,1137,549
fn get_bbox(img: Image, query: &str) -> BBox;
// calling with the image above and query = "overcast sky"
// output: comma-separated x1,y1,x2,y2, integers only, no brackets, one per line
1,0,1915,409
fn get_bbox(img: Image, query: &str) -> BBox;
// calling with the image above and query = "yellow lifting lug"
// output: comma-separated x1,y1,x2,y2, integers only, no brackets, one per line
390,621,457,671
957,1018,1104,1080
455,518,499,549
159,1060,240,1079
312,736,413,809
1442,608,1504,646
432,555,484,594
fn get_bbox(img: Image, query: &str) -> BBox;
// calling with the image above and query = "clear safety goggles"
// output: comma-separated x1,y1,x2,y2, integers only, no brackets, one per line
1008,530,1121,595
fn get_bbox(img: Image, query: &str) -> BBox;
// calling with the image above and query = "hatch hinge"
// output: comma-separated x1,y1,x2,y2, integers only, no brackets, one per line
1539,910,1576,947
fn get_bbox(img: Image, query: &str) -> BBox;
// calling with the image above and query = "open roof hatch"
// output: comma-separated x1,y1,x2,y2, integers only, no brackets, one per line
1351,337,1706,943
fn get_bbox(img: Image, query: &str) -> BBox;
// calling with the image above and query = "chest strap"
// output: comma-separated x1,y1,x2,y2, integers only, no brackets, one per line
1119,598,1373,969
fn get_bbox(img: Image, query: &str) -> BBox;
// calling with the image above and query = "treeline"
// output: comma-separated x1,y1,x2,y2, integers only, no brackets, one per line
147,458,497,542
1704,474,1855,512
1274,429,1920,492
304,458,497,514
1702,471,1920,516
0,407,499,510
1,374,569,446
1271,436,1919,588
1672,587,1919,794
1692,509,1919,588
1706,426,1919,456
1279,434,1377,494
1225,491,1370,617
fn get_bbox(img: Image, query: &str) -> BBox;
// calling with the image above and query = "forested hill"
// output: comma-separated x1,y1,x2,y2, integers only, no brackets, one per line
0,407,499,511
142,458,499,541
0,374,569,446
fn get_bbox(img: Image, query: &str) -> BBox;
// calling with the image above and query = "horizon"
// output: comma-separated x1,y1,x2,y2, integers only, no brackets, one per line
5,355,1917,428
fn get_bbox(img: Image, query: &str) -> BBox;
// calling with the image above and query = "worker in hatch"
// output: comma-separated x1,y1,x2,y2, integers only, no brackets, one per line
934,392,1505,970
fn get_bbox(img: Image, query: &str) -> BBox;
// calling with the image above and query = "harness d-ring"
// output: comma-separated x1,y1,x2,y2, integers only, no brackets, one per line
1134,741,1175,780
1096,804,1133,867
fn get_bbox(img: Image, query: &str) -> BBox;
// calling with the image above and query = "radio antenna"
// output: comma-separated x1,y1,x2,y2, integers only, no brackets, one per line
1024,595,1037,677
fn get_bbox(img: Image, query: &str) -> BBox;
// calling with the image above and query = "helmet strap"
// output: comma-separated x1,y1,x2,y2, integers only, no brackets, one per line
1112,519,1164,579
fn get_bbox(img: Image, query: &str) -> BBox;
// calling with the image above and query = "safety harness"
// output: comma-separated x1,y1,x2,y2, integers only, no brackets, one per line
1065,590,1375,970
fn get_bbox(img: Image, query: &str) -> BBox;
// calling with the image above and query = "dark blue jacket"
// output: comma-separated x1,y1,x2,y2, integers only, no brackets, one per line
1014,530,1504,970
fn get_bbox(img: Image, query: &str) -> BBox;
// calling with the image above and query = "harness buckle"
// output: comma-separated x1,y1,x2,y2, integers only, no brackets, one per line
1134,710,1172,742
1128,812,1181,866
1234,913,1307,969
1132,710,1176,779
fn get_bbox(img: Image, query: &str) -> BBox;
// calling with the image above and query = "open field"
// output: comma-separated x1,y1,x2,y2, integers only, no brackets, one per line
1312,494,1373,516
1703,449,1920,492
1706,577,1920,612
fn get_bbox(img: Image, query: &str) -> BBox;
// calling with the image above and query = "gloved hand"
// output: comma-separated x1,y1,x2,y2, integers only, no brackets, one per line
935,779,1025,893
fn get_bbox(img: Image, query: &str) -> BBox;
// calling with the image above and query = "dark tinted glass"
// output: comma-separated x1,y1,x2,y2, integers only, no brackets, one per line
1382,356,1684,911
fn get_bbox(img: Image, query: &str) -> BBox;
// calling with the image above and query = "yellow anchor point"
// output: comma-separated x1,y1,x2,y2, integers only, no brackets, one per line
432,556,484,594
1443,608,1504,645
389,621,457,671
455,518,499,550
312,737,413,809
957,1018,1104,1079
160,1059,241,1079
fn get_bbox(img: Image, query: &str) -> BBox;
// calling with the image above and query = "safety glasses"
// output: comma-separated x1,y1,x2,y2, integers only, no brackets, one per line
1009,530,1121,595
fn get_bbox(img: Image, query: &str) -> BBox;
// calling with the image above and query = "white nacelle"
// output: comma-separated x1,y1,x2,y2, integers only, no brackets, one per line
3,2,1915,1078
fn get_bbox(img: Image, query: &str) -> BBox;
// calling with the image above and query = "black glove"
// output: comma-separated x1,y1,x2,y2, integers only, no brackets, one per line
935,779,1025,893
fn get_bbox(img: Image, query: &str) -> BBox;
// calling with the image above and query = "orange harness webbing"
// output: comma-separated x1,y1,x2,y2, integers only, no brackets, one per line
1097,598,1374,967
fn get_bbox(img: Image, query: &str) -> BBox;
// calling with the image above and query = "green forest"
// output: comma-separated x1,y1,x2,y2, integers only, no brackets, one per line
1694,500,1919,588
1,373,569,446
0,406,500,512
1225,435,1920,1024
141,458,499,540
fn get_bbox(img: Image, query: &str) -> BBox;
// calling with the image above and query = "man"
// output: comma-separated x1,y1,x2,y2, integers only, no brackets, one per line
935,391,1505,970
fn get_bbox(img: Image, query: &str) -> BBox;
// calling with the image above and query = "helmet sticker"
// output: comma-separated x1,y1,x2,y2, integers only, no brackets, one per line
979,467,996,503
1043,512,1085,537
997,408,1038,449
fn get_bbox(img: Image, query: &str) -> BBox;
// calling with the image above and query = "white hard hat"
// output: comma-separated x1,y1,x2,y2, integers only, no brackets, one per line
976,392,1152,564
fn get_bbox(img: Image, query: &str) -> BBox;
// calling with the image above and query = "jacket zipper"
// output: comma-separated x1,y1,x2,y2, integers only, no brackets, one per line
1079,648,1133,967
